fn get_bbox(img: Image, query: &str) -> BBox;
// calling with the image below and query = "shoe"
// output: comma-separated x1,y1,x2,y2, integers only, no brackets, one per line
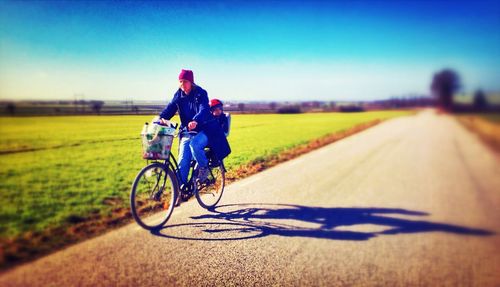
180,183,187,192
197,166,209,183
179,183,192,202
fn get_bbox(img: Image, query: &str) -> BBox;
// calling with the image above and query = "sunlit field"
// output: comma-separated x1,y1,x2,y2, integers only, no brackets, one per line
0,111,410,239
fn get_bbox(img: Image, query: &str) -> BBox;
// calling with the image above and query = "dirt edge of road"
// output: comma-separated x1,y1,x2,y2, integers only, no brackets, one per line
456,115,500,153
0,118,385,271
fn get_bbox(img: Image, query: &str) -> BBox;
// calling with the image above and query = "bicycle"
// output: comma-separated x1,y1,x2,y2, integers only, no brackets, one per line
130,121,226,230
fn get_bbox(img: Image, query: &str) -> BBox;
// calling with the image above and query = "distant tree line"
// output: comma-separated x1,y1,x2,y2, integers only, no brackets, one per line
2,74,499,116
430,68,497,113
0,100,160,116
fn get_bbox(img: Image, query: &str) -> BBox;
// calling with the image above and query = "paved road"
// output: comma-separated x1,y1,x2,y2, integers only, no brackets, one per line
1,110,499,286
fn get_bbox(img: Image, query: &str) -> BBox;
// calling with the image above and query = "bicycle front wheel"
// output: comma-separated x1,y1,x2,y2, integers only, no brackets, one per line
130,162,178,230
195,165,225,209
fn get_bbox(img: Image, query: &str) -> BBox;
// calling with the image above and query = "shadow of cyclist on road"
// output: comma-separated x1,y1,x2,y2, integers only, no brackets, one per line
151,203,493,241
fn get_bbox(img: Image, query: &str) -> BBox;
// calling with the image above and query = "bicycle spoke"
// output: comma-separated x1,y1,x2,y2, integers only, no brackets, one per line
195,166,225,209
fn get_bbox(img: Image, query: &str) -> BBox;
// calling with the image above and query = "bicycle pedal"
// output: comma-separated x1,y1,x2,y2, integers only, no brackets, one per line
196,182,209,190
181,191,193,201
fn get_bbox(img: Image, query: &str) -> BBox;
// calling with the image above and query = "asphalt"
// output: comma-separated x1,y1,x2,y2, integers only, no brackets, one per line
1,110,499,286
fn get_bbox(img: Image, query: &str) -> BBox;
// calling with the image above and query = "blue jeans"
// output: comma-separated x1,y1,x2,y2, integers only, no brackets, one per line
178,131,208,185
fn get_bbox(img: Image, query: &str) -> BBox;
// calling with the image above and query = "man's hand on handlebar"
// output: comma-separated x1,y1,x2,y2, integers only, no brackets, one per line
159,118,170,126
156,118,179,129
188,121,198,131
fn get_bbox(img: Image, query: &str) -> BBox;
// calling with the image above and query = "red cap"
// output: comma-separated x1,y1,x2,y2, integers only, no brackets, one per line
210,98,223,108
178,69,194,83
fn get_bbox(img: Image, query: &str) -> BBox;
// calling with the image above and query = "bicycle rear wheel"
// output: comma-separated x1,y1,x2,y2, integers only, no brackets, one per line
130,162,178,230
195,164,225,209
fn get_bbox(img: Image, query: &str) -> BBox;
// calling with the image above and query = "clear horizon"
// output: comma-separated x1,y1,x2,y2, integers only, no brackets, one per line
1,0,499,102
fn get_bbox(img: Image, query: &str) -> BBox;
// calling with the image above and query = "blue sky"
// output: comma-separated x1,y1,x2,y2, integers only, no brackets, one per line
1,0,499,101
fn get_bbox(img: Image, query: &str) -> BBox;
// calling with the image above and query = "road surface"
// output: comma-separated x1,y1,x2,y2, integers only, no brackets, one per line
1,110,499,286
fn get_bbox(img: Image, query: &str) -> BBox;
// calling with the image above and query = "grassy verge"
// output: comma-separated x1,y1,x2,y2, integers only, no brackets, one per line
457,114,500,152
478,114,500,123
0,111,411,269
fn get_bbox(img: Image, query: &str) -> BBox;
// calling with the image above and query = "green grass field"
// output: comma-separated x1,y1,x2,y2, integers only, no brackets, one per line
0,111,410,239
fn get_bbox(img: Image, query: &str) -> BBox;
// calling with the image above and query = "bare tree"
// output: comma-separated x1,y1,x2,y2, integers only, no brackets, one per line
132,105,139,114
269,102,277,111
6,103,16,115
238,103,245,112
91,101,104,115
473,89,488,111
430,69,461,112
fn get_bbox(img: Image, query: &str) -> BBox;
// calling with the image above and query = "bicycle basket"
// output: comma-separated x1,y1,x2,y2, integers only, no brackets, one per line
141,124,176,160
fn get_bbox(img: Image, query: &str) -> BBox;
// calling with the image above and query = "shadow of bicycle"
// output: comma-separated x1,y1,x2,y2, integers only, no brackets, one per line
150,203,494,241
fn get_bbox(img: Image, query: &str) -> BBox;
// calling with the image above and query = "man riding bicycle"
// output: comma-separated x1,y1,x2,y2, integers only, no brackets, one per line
159,69,230,190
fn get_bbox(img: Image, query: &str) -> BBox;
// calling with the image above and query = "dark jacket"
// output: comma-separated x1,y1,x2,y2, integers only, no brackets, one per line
215,112,229,136
159,85,231,161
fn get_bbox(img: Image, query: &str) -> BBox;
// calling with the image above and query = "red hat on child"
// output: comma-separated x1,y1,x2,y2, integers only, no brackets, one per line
210,98,223,108
178,69,194,83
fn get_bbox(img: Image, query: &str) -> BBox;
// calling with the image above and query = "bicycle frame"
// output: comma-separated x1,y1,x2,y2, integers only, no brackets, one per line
166,152,180,178
158,124,224,191
131,121,226,230
164,148,221,193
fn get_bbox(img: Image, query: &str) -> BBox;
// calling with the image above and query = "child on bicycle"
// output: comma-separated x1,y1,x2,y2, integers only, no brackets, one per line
209,98,230,137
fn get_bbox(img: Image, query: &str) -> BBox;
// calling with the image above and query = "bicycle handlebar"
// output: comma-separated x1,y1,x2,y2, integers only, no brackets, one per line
152,120,202,138
153,121,179,129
